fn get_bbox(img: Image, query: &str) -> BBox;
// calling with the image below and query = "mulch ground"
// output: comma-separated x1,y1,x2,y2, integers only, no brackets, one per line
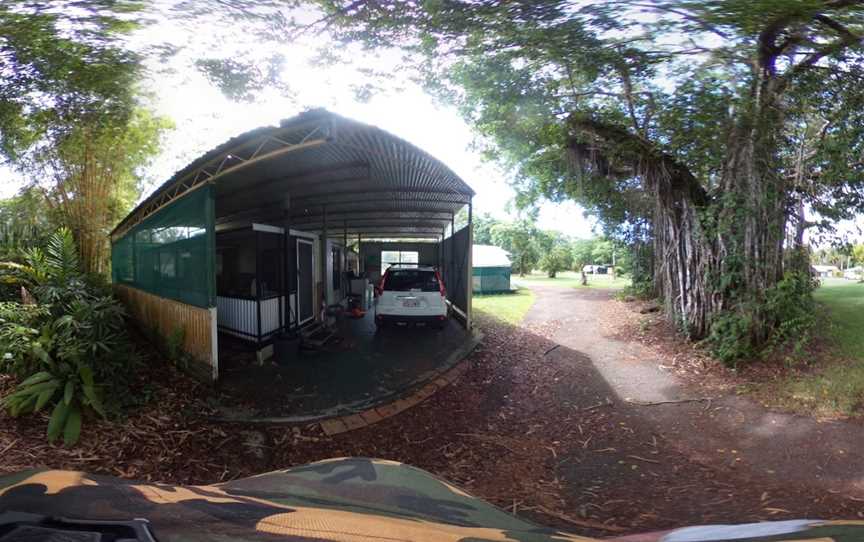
602,296,856,415
1,315,862,537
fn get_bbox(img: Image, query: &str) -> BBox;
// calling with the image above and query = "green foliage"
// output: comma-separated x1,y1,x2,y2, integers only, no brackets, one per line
590,240,614,266
0,2,144,161
165,326,191,370
570,239,595,271
490,219,539,276
471,213,500,246
305,0,864,356
852,245,864,266
0,228,139,445
2,350,106,447
763,272,818,357
708,272,817,367
0,262,27,302
617,280,654,301
0,188,53,260
472,288,535,325
0,4,169,274
538,244,573,278
812,245,851,268
744,280,864,418
0,303,51,376
706,311,755,366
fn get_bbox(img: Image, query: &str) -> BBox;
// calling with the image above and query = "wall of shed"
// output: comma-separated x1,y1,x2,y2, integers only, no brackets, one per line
111,185,218,381
441,225,472,327
111,185,215,308
114,284,217,382
473,266,512,294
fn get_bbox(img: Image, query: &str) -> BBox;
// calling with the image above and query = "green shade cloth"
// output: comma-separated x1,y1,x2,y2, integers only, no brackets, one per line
111,186,215,308
473,266,511,293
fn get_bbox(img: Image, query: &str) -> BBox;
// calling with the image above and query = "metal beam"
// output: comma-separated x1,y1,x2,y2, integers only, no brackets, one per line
326,233,442,240
217,218,448,235
217,210,455,233
112,137,329,240
289,217,451,227
296,225,447,233
217,162,369,200
216,201,462,225
299,228,446,237
289,210,454,222
218,176,371,217
217,176,472,219
290,187,473,204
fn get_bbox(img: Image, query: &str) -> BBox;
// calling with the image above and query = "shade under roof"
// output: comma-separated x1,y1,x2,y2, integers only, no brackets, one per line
112,109,475,241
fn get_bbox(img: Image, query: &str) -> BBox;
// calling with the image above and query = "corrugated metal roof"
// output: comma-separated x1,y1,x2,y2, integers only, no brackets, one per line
473,245,511,267
113,109,474,240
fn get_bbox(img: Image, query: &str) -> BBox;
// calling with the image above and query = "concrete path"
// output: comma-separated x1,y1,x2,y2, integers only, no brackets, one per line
525,285,685,404
522,282,864,496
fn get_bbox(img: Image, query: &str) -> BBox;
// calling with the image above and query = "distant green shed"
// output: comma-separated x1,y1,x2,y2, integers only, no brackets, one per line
472,245,512,294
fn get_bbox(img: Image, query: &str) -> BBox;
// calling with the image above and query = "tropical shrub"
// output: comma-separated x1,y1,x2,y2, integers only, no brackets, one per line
762,272,818,358
538,245,573,278
707,272,817,367
0,303,52,376
0,228,139,445
2,341,107,446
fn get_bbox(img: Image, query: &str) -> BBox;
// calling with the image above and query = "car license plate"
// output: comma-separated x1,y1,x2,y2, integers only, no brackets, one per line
403,299,419,308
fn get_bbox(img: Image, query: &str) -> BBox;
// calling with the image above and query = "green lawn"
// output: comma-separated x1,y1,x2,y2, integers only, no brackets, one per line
512,270,631,290
814,278,864,358
766,278,864,417
472,288,535,325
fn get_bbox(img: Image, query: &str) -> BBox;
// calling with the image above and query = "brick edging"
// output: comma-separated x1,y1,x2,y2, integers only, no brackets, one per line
319,331,481,435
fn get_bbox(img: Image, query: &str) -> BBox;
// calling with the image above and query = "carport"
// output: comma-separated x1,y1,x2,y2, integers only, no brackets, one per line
110,109,476,400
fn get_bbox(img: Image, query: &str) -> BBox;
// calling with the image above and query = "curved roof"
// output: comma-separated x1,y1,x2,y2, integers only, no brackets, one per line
112,108,474,240
473,244,511,267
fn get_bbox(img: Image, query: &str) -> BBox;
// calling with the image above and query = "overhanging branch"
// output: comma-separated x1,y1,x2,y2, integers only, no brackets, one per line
566,115,709,207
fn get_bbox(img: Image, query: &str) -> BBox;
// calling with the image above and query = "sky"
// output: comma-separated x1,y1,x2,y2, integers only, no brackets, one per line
2,3,858,244
142,59,598,238
0,2,598,239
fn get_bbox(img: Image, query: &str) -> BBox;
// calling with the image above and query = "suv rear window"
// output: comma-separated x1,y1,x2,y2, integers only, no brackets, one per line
384,269,439,292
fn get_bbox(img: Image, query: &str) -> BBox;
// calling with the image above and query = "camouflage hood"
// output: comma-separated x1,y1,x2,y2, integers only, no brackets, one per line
1,458,862,542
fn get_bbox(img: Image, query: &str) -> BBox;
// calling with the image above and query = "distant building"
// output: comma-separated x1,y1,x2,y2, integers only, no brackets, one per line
472,245,512,294
812,264,840,278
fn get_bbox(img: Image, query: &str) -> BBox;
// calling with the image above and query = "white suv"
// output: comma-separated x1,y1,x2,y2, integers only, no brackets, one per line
374,266,449,329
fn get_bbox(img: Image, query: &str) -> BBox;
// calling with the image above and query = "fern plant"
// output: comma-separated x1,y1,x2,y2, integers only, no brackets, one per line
2,334,106,446
0,227,135,446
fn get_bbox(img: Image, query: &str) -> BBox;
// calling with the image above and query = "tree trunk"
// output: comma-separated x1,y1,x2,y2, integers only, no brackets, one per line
711,76,788,343
568,87,788,345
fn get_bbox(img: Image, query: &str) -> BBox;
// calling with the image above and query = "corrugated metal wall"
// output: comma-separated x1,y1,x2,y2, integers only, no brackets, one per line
441,225,472,326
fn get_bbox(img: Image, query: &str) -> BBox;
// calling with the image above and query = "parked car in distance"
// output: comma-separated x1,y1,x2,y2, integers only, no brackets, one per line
582,264,609,274
375,265,448,329
844,266,864,281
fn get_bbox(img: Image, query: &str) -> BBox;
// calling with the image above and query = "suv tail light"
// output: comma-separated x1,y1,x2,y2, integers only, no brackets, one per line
435,271,446,298
376,271,388,296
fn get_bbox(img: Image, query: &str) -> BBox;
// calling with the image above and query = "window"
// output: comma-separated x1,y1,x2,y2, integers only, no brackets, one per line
159,251,176,278
381,250,419,272
384,269,439,292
